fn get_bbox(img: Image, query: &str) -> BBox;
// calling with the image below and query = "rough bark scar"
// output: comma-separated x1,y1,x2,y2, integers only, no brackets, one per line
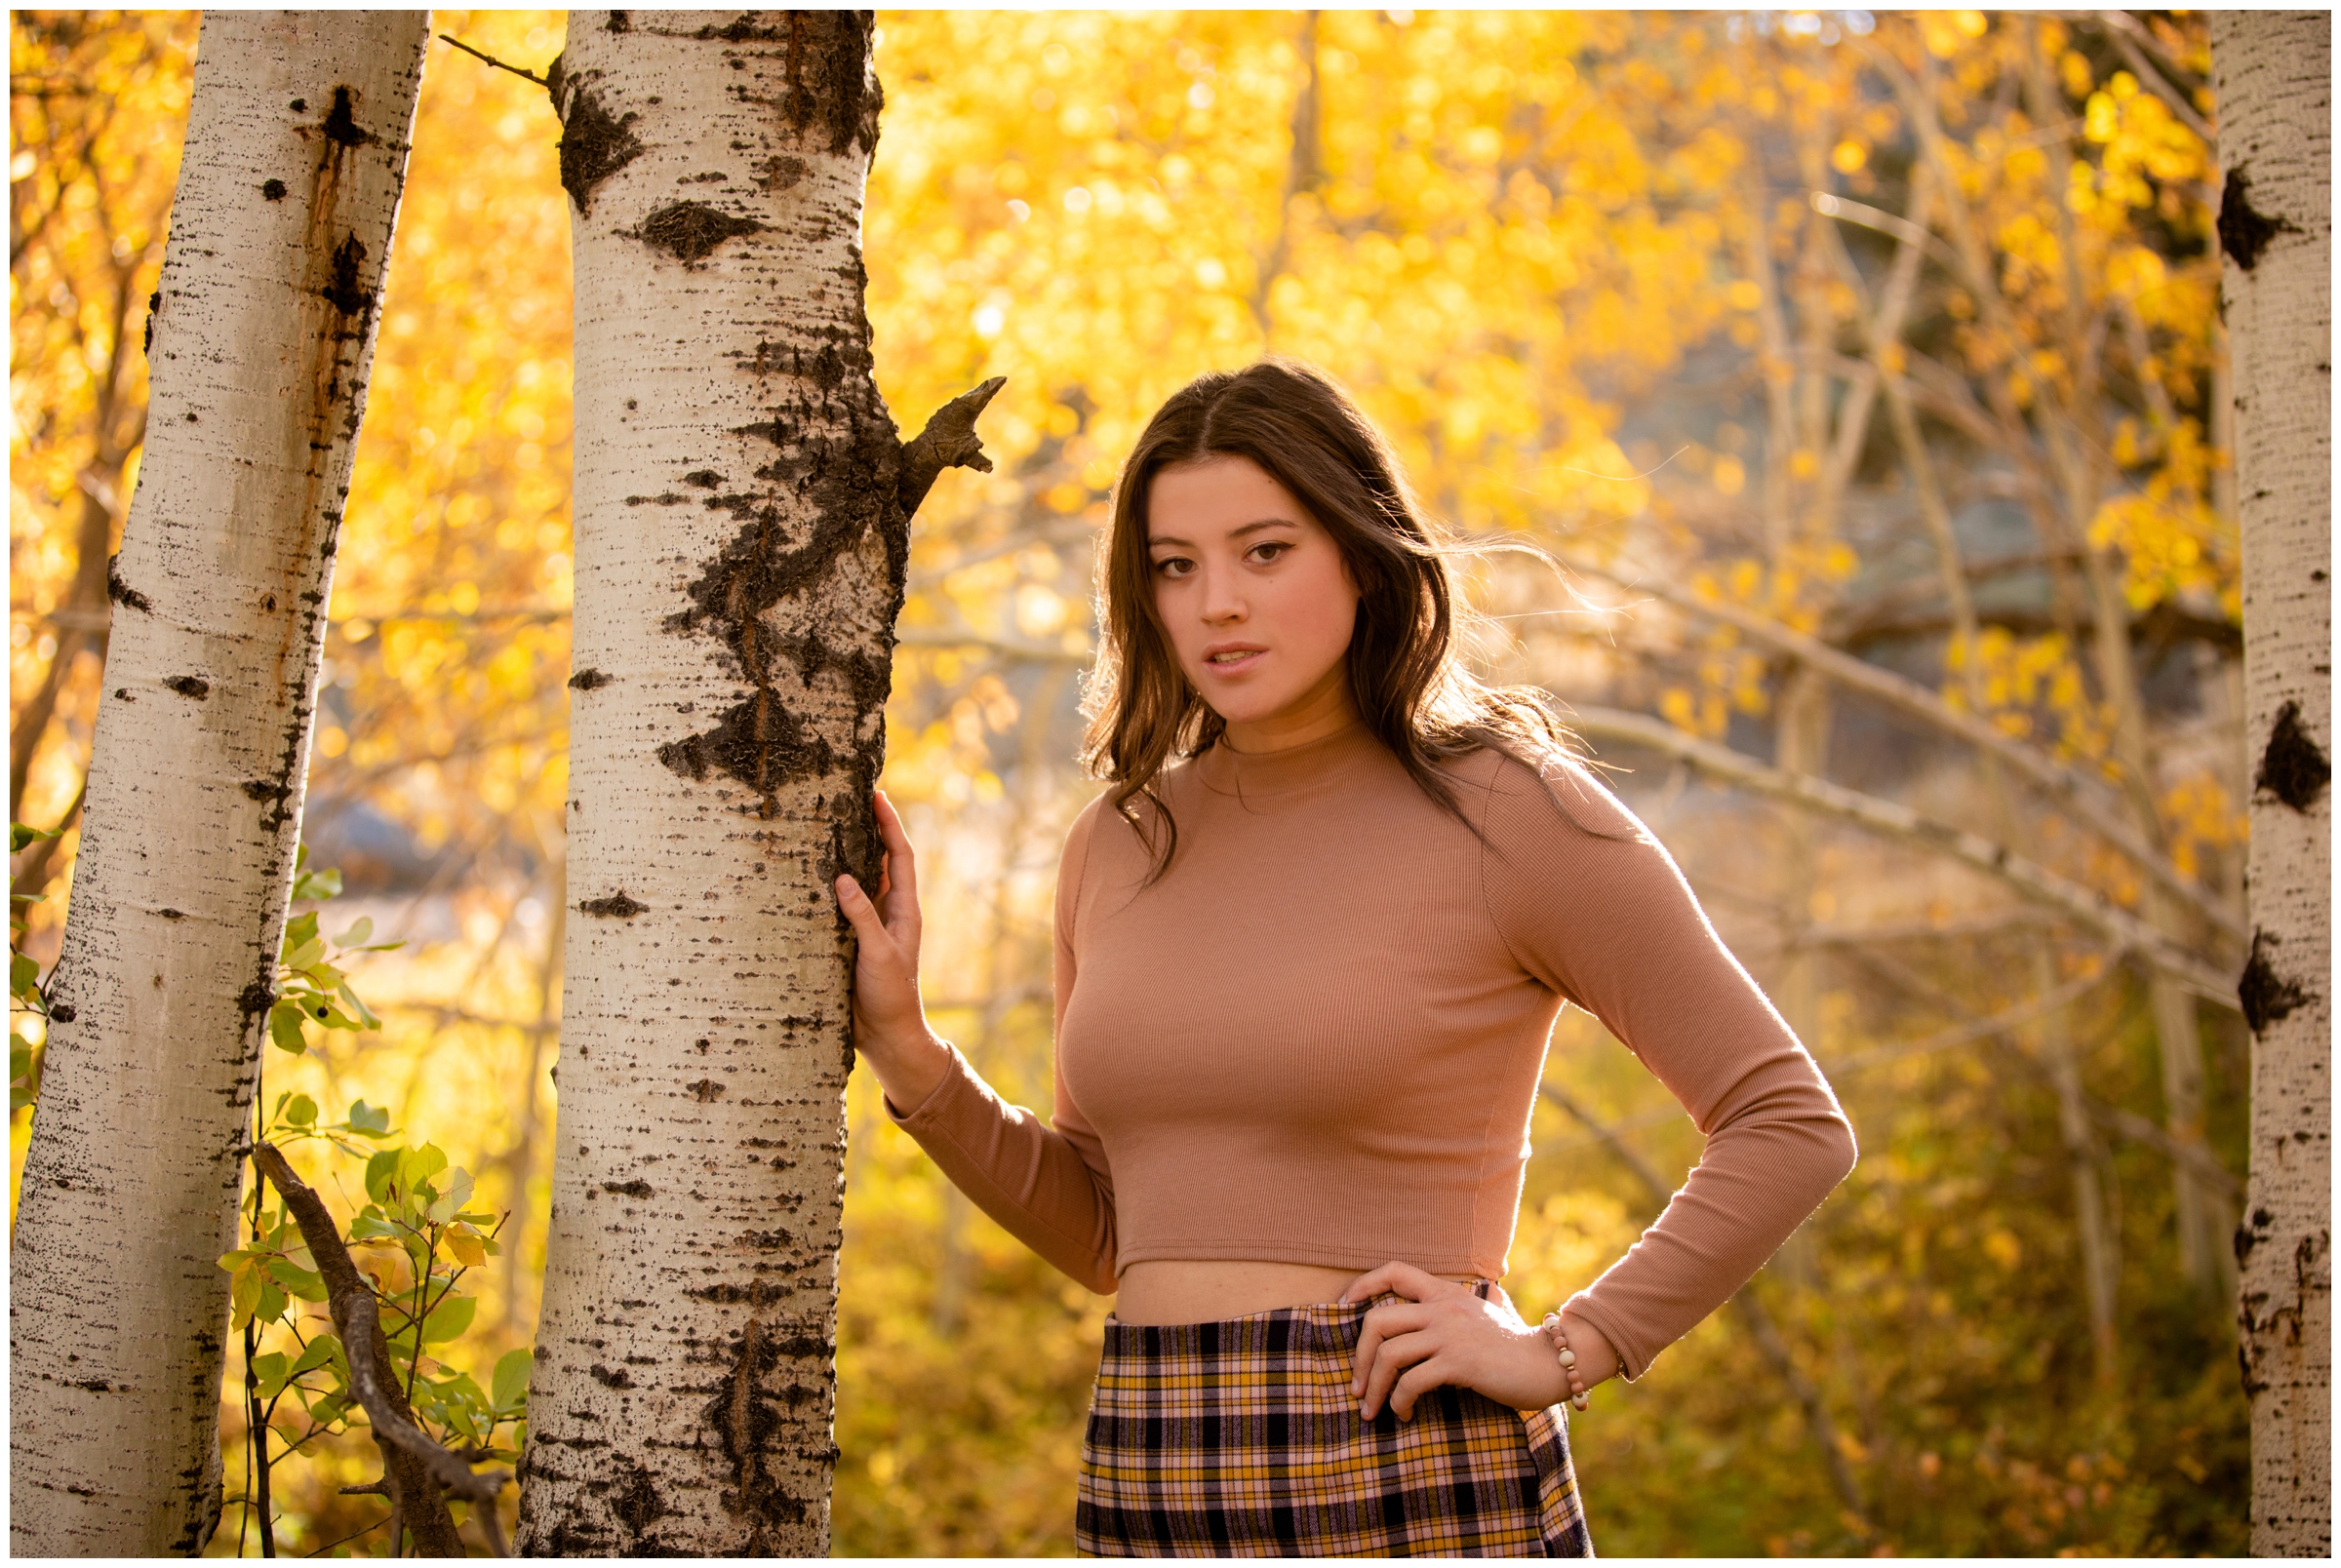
635,200,765,264
657,372,1000,901
608,1455,668,1547
2239,928,2318,1036
756,154,808,192
569,667,613,690
776,12,880,157
552,62,644,216
2254,699,2330,810
164,675,211,700
699,1290,820,1551
578,890,648,918
2218,166,2297,272
262,178,288,201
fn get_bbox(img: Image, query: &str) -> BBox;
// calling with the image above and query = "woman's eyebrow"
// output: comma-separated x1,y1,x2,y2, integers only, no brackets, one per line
1147,518,1299,550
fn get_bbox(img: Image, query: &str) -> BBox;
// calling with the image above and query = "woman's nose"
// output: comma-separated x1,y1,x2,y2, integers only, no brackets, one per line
1198,564,1245,623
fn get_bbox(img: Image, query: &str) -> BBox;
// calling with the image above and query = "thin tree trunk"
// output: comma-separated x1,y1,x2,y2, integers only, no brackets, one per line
8,409,141,824
2214,11,2332,1555
499,875,563,1339
515,13,997,1553
9,15,426,1555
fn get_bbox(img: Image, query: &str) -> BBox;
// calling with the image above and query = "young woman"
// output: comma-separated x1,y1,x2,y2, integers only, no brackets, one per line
835,359,1857,1556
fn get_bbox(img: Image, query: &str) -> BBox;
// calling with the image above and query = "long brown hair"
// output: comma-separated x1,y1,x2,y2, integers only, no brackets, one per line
1082,357,1583,872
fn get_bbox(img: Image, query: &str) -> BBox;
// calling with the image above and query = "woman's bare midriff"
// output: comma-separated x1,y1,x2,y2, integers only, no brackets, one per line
1113,1259,1484,1326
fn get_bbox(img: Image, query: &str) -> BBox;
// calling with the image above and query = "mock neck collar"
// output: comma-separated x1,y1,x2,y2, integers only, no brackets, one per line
1191,721,1386,799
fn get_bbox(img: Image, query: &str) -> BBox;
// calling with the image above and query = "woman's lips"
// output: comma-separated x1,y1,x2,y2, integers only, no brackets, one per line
1200,647,1266,675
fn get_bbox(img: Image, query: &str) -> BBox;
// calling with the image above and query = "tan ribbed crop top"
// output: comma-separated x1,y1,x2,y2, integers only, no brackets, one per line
888,723,1857,1379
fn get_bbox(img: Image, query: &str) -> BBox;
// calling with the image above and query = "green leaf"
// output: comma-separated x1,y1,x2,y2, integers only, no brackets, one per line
491,1348,534,1413
282,911,321,953
291,1334,340,1379
336,978,381,1031
283,938,326,974
218,1248,253,1273
364,1148,403,1204
251,1351,291,1399
337,916,374,947
267,1002,307,1055
256,1279,289,1325
266,1259,327,1302
11,822,61,852
11,950,40,1001
284,1093,317,1128
417,1291,476,1344
428,1167,475,1226
230,1264,262,1326
308,999,360,1031
401,1144,449,1190
348,1099,391,1136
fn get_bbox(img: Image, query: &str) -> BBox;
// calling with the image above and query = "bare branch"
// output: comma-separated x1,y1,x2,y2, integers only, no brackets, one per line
250,1144,504,1557
435,32,553,93
1565,704,2240,1002
897,376,1006,516
1840,945,2242,1202
1562,565,2244,946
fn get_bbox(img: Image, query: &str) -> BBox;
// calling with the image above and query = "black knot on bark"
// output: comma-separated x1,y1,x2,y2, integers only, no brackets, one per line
2239,929,2317,1037
579,890,649,919
2218,166,2297,273
636,201,766,264
321,234,372,316
321,85,369,147
106,554,153,613
556,81,644,216
2255,699,2329,811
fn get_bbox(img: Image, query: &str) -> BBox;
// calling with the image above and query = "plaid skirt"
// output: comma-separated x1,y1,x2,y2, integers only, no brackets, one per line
1076,1292,1593,1557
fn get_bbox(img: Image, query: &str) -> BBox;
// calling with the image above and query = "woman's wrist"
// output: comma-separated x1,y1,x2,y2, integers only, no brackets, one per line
1540,1309,1622,1410
861,1024,953,1116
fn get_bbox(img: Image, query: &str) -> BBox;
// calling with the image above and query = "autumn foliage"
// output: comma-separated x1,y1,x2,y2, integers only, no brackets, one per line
12,10,2245,1554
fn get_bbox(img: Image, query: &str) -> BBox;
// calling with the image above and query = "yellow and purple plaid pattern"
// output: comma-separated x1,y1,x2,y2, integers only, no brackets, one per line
1077,1293,1592,1557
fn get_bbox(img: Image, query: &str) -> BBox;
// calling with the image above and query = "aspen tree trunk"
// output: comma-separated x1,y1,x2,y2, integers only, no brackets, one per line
8,14,426,1555
2214,12,2332,1555
516,13,996,1553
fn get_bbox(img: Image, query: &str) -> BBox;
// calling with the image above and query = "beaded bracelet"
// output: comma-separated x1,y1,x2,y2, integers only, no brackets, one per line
1540,1312,1591,1411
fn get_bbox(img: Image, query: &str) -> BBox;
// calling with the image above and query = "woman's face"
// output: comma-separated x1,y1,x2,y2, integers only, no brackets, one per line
1145,455,1362,746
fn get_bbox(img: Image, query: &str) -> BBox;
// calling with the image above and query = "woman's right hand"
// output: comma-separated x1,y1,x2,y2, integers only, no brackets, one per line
834,791,950,1111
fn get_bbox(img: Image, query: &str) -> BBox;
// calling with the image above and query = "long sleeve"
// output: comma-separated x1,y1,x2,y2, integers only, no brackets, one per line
884,804,1119,1294
1480,754,1858,1380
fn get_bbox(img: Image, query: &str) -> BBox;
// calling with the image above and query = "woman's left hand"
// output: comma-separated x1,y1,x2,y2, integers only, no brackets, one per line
1341,1262,1568,1421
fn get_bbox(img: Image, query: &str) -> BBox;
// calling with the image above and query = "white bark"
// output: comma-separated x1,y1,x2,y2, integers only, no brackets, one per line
516,14,994,1553
9,14,426,1555
2214,11,2332,1555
